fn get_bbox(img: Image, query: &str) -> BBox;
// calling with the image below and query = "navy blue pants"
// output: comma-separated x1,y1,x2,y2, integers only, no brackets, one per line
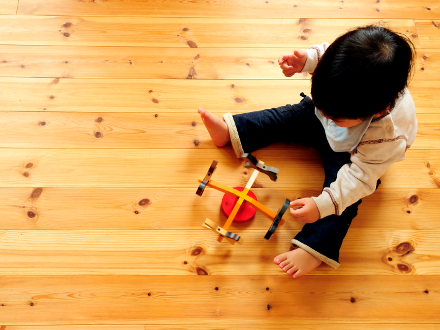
233,93,378,267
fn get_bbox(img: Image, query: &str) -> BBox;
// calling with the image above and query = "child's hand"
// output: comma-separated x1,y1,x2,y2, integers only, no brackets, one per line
278,50,307,77
289,197,320,223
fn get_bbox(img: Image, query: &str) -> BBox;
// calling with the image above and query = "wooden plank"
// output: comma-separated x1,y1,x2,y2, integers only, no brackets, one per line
144,326,440,330
0,0,17,15
0,17,420,48
1,328,145,330
147,326,440,330
0,111,437,149
0,148,432,187
0,149,436,189
0,46,431,80
0,275,439,325
17,0,440,19
415,20,440,49
0,187,437,231
3,326,440,330
0,228,438,275
0,328,145,330
0,78,437,113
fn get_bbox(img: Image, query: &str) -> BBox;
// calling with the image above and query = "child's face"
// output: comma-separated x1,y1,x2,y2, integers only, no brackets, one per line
319,111,364,127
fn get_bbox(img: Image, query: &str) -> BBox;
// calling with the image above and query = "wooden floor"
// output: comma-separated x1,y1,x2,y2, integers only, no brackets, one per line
0,0,439,328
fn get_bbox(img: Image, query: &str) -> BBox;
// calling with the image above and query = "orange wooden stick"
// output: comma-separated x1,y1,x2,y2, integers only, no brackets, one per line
198,177,285,227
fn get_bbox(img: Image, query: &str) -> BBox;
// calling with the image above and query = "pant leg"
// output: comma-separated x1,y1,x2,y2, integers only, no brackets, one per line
292,142,381,269
225,93,327,156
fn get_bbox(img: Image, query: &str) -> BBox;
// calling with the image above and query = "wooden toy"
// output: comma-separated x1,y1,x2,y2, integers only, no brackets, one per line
221,187,257,223
196,153,290,244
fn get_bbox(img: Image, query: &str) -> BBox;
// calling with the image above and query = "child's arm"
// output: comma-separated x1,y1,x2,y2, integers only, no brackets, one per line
278,42,330,77
312,140,408,219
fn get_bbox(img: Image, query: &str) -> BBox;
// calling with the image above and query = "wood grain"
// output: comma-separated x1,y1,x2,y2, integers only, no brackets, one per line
0,0,17,15
0,187,436,231
1,78,438,113
415,20,440,48
0,148,437,189
0,46,432,80
0,111,436,149
3,0,440,327
0,230,438,275
0,275,439,325
3,326,440,330
0,17,420,47
16,0,440,19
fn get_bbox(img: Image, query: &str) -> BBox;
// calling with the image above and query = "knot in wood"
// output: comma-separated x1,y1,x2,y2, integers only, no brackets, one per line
191,247,204,256
409,195,419,204
397,264,410,272
350,297,356,303
187,40,198,48
27,211,36,218
26,163,33,168
196,267,208,275
31,188,43,199
395,242,414,254
96,117,103,123
139,199,151,206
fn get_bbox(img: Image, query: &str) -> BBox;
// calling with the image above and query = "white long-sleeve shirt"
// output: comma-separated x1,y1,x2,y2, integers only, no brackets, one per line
223,42,418,219
304,42,417,218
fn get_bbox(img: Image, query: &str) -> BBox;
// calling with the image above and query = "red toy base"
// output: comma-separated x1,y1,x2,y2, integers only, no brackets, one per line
221,187,257,223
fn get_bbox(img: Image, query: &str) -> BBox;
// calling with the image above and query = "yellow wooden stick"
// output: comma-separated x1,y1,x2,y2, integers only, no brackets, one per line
217,168,260,242
197,177,285,226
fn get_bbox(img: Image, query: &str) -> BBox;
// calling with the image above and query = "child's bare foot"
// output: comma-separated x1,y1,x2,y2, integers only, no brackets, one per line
198,107,231,147
274,248,322,278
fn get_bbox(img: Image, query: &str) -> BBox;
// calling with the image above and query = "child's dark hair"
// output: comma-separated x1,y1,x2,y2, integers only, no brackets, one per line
311,24,416,120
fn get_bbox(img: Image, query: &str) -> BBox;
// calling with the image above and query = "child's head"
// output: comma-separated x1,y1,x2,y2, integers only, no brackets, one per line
311,24,416,120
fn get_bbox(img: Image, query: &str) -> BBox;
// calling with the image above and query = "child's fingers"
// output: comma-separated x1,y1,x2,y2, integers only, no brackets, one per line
290,199,305,207
290,207,306,218
278,54,291,64
278,54,286,64
293,49,306,58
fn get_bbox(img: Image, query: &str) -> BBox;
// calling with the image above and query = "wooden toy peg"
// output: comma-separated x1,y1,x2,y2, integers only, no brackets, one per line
202,218,242,244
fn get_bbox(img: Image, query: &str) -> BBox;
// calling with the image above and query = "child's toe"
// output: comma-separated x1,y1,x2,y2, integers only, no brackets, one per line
283,263,294,272
279,259,290,268
287,266,298,275
274,253,288,265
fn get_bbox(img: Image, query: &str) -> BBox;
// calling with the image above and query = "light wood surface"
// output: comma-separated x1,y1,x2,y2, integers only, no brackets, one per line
0,187,437,230
1,0,440,328
0,276,439,325
0,111,438,149
0,17,421,47
16,0,440,19
0,0,17,15
0,46,435,80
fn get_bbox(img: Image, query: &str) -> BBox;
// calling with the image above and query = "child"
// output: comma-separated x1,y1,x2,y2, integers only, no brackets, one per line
198,25,417,278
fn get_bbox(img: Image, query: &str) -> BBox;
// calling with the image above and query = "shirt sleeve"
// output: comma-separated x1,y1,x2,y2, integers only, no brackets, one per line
311,139,407,218
301,42,331,74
